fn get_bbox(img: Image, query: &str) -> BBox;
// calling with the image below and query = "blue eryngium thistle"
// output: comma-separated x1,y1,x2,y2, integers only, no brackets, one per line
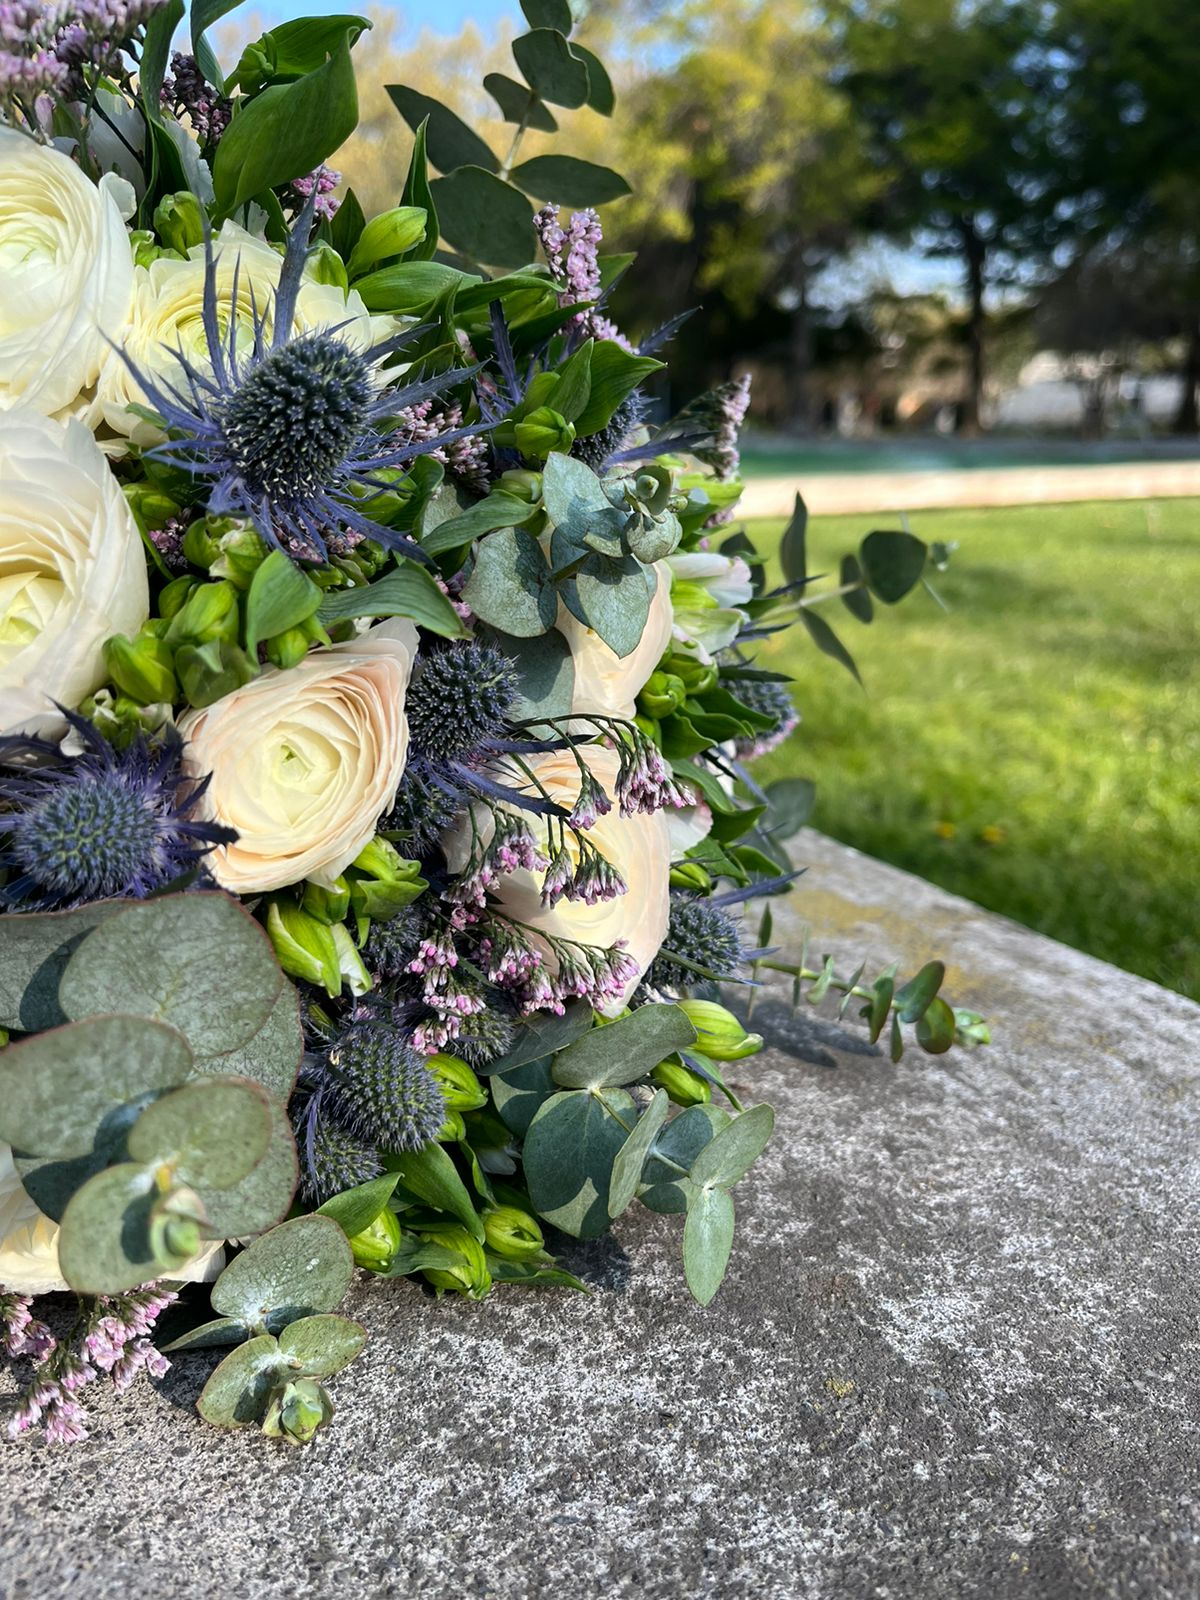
646,893,746,992
119,198,487,562
405,642,518,764
0,713,235,909
325,1023,445,1152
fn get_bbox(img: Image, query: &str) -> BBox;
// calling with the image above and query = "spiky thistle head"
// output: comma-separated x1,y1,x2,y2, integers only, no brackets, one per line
325,1022,445,1152
296,1101,383,1205
363,904,424,981
645,892,746,992
450,1008,517,1070
731,677,799,758
405,642,519,765
382,760,464,855
0,713,235,909
570,392,648,472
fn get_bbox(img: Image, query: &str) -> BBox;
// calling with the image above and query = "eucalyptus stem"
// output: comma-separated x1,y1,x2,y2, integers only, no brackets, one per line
498,98,535,182
755,957,873,1003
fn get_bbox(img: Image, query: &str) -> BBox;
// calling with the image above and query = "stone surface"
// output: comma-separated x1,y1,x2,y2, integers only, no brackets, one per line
3,831,1198,1599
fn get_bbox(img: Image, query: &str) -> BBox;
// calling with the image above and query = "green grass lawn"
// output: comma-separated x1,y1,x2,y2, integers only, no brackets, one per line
747,497,1200,1000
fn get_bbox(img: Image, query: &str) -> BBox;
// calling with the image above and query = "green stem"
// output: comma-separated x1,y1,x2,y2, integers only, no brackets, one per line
498,98,535,182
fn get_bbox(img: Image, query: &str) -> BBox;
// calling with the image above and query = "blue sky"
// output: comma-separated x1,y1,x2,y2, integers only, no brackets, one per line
231,0,520,35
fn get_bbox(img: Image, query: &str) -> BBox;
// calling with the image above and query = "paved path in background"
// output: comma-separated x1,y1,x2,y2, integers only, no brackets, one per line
742,457,1200,517
3,831,1199,1599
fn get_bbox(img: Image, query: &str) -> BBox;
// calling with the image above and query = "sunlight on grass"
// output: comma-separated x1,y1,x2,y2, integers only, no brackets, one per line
748,497,1200,1000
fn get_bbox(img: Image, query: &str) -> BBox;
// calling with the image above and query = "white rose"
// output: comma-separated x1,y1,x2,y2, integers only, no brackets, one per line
0,127,135,420
95,222,392,446
446,745,671,1014
0,408,148,739
179,621,418,895
0,1142,223,1295
557,561,674,720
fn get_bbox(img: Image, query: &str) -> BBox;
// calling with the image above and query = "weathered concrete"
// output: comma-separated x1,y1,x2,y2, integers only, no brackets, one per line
740,457,1200,517
3,831,1198,1600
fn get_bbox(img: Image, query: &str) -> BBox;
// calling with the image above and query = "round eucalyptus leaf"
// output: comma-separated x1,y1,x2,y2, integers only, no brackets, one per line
689,1103,775,1191
197,1336,285,1428
196,1097,299,1239
522,1088,634,1239
0,900,123,1033
127,1079,273,1188
551,1004,697,1091
211,1215,354,1329
191,980,304,1100
638,1103,731,1214
0,1014,193,1159
59,893,284,1060
512,28,589,109
277,1313,367,1378
57,1161,162,1295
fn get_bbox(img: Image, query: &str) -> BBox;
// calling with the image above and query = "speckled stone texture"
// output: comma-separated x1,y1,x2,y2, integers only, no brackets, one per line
2,831,1197,1600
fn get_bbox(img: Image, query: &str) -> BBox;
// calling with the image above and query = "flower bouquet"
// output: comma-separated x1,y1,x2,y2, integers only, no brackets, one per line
0,0,987,1448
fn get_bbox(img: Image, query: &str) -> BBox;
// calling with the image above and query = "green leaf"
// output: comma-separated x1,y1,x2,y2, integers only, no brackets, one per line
570,42,615,115
522,1088,635,1238
318,562,467,637
354,260,475,316
552,1005,697,1090
197,1097,298,1238
212,1215,354,1329
419,490,532,557
59,893,283,1060
399,116,439,262
864,969,895,1044
316,1172,402,1238
57,1162,160,1294
520,0,573,31
463,525,557,636
860,529,927,604
764,777,816,842
488,1258,589,1291
213,40,358,215
386,1142,484,1240
277,1313,367,1377
430,167,534,269
245,549,322,655
484,1002,593,1075
385,85,498,174
573,342,662,435
894,960,945,1023
160,1316,251,1353
799,607,862,685
0,1014,192,1159
140,0,184,122
487,627,575,721
490,1056,557,1137
197,1336,284,1427
193,981,303,1099
839,553,874,623
779,493,808,586
175,638,259,708
562,553,651,658
483,73,558,131
0,901,124,1033
509,156,630,206
513,28,590,108
689,1103,775,1189
683,1185,735,1306
639,1103,731,1214
542,451,626,549
890,1012,904,1064
127,1078,272,1188
916,995,957,1054
608,1089,669,1218
230,15,371,92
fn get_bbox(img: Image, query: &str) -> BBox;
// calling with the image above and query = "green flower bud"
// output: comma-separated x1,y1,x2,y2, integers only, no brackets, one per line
123,483,181,539
669,860,713,893
651,1057,712,1107
347,205,428,276
262,1378,334,1446
302,876,352,925
148,1187,205,1269
497,468,543,504
103,630,178,706
637,670,687,719
266,899,343,997
164,579,241,649
419,1225,492,1299
633,713,660,741
158,575,198,623
307,242,349,291
182,519,222,569
514,407,576,462
175,638,259,709
629,463,677,517
664,652,719,695
483,1204,545,1262
427,1053,487,1112
129,228,166,269
437,1108,466,1143
331,921,373,997
677,1000,763,1061
265,626,311,670
79,689,169,750
210,525,268,590
348,1206,401,1272
348,838,427,921
153,191,205,255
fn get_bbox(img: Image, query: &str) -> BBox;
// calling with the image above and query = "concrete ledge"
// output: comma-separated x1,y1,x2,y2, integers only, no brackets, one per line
3,832,1197,1599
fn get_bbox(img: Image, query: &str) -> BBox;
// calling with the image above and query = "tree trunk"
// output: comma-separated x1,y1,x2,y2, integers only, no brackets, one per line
1173,318,1200,434
957,217,987,435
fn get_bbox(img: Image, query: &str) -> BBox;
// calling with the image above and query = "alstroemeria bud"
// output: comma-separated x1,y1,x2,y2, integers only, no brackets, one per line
651,1057,712,1107
677,1000,763,1061
347,205,427,277
266,898,342,997
158,575,198,623
123,482,181,538
418,1225,492,1299
265,626,310,670
483,1204,545,1262
302,876,352,925
262,1378,334,1446
153,191,206,255
514,407,576,461
104,630,179,705
427,1054,487,1113
165,579,241,649
211,525,268,590
497,468,543,503
331,921,373,997
664,652,719,695
348,838,427,921
436,1108,466,1143
638,670,687,719
348,1206,401,1272
669,860,713,893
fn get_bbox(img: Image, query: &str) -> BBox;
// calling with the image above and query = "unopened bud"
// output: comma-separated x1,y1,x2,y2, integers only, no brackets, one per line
165,578,240,649
348,1206,401,1272
153,191,205,254
418,1225,492,1300
436,1108,466,1143
427,1053,487,1113
677,1000,763,1061
482,1204,545,1262
669,860,712,893
302,876,352,926
514,407,576,461
651,1057,712,1107
265,626,311,670
348,838,427,921
104,630,178,705
638,670,687,719
331,921,372,997
497,468,543,504
664,651,719,695
266,899,342,997
262,1378,334,1446
210,525,268,589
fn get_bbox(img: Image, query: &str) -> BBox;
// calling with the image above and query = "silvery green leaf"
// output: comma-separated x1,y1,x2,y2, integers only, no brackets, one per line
607,1089,669,1218
682,1184,735,1306
523,1088,634,1238
212,1215,354,1329
551,1004,697,1090
463,526,557,637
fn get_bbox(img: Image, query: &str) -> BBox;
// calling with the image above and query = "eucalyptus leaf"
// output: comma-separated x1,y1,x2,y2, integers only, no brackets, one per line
160,1316,251,1354
509,156,630,206
512,28,590,108
607,1089,669,1218
197,1097,299,1238
689,1103,775,1190
798,607,862,685
483,72,558,131
127,1078,273,1188
551,1005,697,1090
277,1313,367,1377
894,960,945,1023
318,563,467,637
570,42,615,115
542,452,626,548
57,1162,160,1295
463,526,557,636
561,552,651,658
839,553,874,624
489,1056,557,1137
0,900,124,1033
916,995,957,1054
194,981,303,1099
197,1336,285,1427
430,166,534,270
779,493,808,586
682,1184,735,1306
520,0,573,31
59,893,284,1060
522,1088,634,1239
385,85,498,174
483,1000,593,1074
639,1104,731,1214
860,529,927,604
764,777,816,842
485,627,576,721
212,1215,354,1330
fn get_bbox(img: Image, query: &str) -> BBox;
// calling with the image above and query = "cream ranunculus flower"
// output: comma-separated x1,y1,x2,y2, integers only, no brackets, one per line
446,744,671,1014
0,1142,223,1295
95,222,392,447
0,408,149,739
556,560,674,720
0,126,135,419
179,620,417,895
